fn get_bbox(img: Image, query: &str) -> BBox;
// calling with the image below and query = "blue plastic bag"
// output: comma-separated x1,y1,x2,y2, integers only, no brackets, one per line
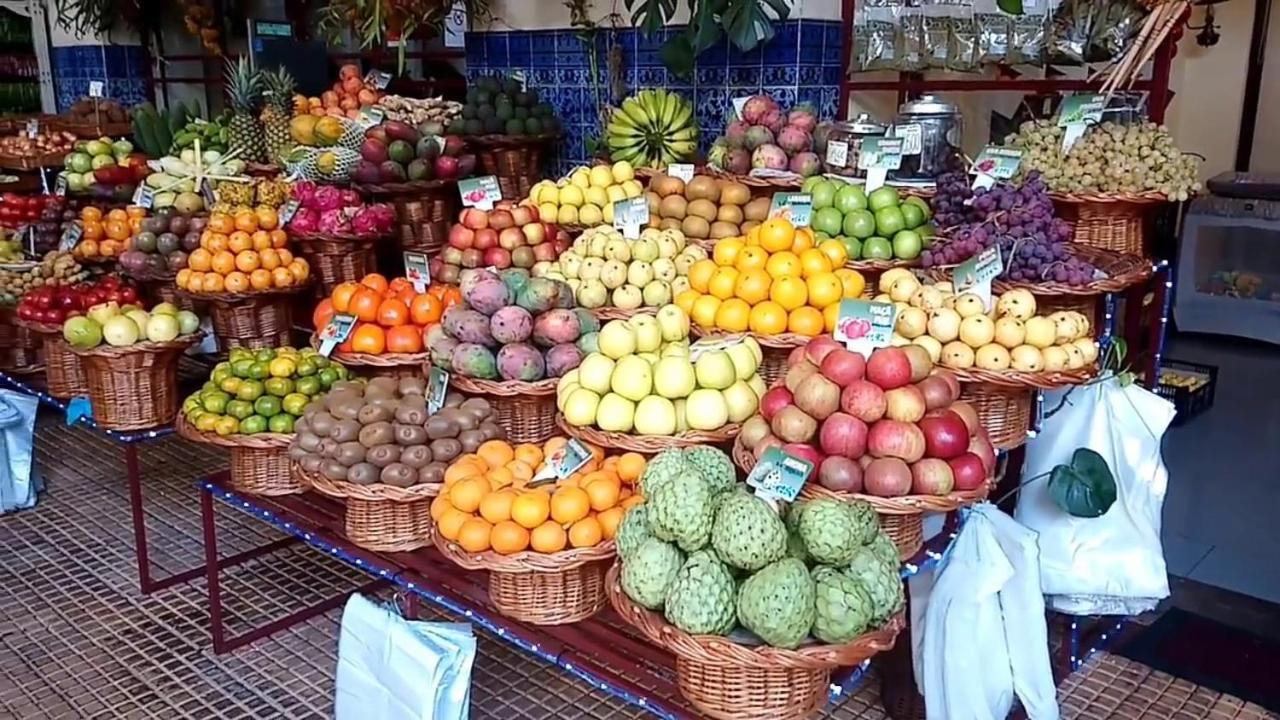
0,389,41,514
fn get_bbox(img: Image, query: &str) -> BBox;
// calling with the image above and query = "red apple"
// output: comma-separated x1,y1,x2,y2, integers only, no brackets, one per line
771,405,817,444
857,454,875,470
864,457,913,497
484,247,512,269
787,345,807,366
448,224,475,249
782,442,824,469
488,209,515,230
473,228,498,251
911,458,955,495
525,204,541,222
818,412,868,459
495,199,515,210
948,453,987,491
866,347,912,389
915,375,957,410
552,232,570,255
511,205,533,226
949,401,981,436
818,455,863,493
511,246,535,268
760,386,793,421
884,385,926,423
498,227,526,250
840,380,886,423
968,432,997,474
931,369,961,400
819,348,866,387
440,247,463,265
918,410,969,459
460,248,483,267
901,344,934,382
531,242,559,262
522,222,546,245
805,335,842,366
459,208,489,230
866,419,925,463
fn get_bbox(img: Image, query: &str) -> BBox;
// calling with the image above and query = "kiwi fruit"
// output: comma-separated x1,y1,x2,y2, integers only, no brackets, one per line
681,216,710,239
743,196,771,222
316,437,338,457
394,395,428,425
658,218,682,231
398,376,426,396
331,380,363,394
308,412,335,437
346,462,380,486
460,397,491,418
716,204,744,225
304,400,325,416
331,419,360,442
366,444,402,468
366,376,399,396
357,421,393,447
430,438,462,463
458,428,486,453
418,463,446,486
685,176,721,202
651,174,686,197
357,403,393,425
399,445,433,469
719,182,750,206
646,191,661,216
394,423,429,446
328,397,361,421
443,391,464,408
709,221,741,239
659,195,687,219
479,421,504,441
288,444,308,461
335,441,367,466
426,414,457,439
321,459,349,481
300,454,324,474
687,198,718,222
452,410,479,431
366,393,399,412
380,463,417,488
294,416,311,436
297,432,322,453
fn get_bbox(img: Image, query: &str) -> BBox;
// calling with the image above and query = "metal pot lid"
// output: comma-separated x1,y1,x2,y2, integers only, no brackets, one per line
843,113,887,134
899,95,958,116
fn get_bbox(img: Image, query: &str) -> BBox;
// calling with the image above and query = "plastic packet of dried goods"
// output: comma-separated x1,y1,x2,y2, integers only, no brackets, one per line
1008,12,1048,65
924,14,953,70
1050,0,1096,65
948,13,980,72
1094,0,1146,62
897,8,927,72
977,13,1010,64
863,19,900,71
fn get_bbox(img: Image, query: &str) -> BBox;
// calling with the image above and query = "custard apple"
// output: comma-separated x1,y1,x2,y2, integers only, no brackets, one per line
784,500,806,533
845,548,904,623
736,558,816,649
711,490,787,571
616,505,653,561
640,448,687,497
648,469,714,552
797,498,860,565
621,538,684,610
664,550,737,635
847,499,880,545
848,543,895,578
866,531,900,567
785,531,810,563
681,446,736,495
811,566,873,644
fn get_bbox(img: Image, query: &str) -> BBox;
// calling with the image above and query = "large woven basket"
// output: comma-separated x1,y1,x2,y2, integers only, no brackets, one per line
183,288,305,350
556,414,741,455
446,373,558,444
606,565,904,720
144,279,204,314
309,335,428,380
69,334,202,430
434,533,615,625
470,134,559,200
14,319,83,397
949,365,1095,450
1050,190,1168,256
291,233,382,297
354,180,458,257
0,309,44,374
301,464,439,552
176,415,298,495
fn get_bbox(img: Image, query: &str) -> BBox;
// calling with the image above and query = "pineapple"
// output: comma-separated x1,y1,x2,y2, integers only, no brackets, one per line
259,67,296,165
224,57,265,163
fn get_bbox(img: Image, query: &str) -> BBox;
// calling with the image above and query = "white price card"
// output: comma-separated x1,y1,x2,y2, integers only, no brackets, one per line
825,140,850,168
731,96,751,120
318,314,357,357
1058,94,1105,153
768,192,812,227
953,245,1003,310
58,222,83,253
132,185,155,209
531,438,593,485
357,106,385,129
858,137,903,193
54,174,67,196
667,163,695,182
833,299,899,358
459,176,501,210
891,123,923,155
88,81,105,98
612,196,649,239
25,119,37,139
278,199,300,225
364,70,392,90
404,251,430,293
746,447,813,503
970,146,1023,190
426,366,450,413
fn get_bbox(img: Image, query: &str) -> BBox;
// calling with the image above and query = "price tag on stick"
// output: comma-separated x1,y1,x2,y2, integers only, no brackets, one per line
318,314,357,357
357,106,385,128
53,174,67,196
858,137,903,193
278,198,300,225
1058,94,1104,153
132,185,155,209
970,146,1023,190
364,70,392,90
459,176,501,211
667,163,694,182
612,196,649,238
768,193,813,227
404,251,430,293
746,447,813,503
24,119,37,139
953,245,1003,310
426,366,450,414
833,299,899,358
58,222,82,253
825,140,850,169
531,438,593,486
731,96,751,121
88,80,104,98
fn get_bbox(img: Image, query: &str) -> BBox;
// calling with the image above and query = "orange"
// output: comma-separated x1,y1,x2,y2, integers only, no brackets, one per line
759,217,796,252
269,229,288,248
675,289,700,316
770,276,808,311
568,517,603,548
233,211,258,233
201,273,225,293
360,273,389,294
249,269,272,290
506,460,534,483
211,251,236,275
376,298,409,327
478,489,515,524
714,297,751,332
104,219,130,240
597,507,624,540
444,458,485,485
688,259,717,294
234,251,260,273
616,453,646,483
106,208,127,222
430,494,454,521
513,443,543,468
410,294,443,325
490,520,530,555
81,206,103,223
125,205,146,219
749,300,788,334
331,281,360,313
188,248,213,272
228,231,253,253
542,436,568,459
185,272,205,290
791,226,815,253
835,268,867,299
288,259,309,284
271,267,294,288
746,224,762,246
255,207,279,231
622,494,646,510
175,268,192,289
765,251,801,279
690,294,722,330
733,268,772,305
276,248,294,265
712,237,744,267
484,466,514,488
735,245,769,272
350,323,385,354
204,232,230,253
457,517,493,553
550,486,590,525
224,271,250,293
477,440,514,468
584,475,621,511
798,248,833,278
259,248,281,271
818,238,849,268
707,266,739,300
530,521,567,553
806,272,843,309
251,230,272,251
208,214,235,234
510,492,551,529
82,221,103,240
788,306,825,336
449,476,489,513
823,302,841,333
436,508,469,541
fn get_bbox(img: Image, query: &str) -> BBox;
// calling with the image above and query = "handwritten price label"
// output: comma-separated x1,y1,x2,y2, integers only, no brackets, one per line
318,314,356,357
833,299,899,357
459,176,501,211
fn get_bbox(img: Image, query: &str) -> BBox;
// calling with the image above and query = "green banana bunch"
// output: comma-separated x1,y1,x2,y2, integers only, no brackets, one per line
605,89,698,169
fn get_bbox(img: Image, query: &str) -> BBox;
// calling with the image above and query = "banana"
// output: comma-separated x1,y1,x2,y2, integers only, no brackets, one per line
606,90,699,167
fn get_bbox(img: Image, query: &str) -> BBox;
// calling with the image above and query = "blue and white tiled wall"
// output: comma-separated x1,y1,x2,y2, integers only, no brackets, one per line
464,20,843,174
51,45,150,112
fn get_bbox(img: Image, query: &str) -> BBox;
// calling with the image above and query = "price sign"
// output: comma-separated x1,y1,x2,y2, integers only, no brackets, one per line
612,196,649,238
970,146,1022,190
953,245,1002,310
531,438,593,486
667,163,695,182
443,0,467,48
858,137,903,193
404,251,430,293
364,70,392,90
746,447,813,503
768,192,812,227
1058,94,1104,152
833,299,899,357
278,198,300,225
731,96,751,120
58,222,82,253
459,176,501,211
357,106,385,128
318,314,357,356
88,80,104,98
890,123,923,156
25,119,37,139
426,366,450,414
689,333,746,362
132,185,155,209
825,140,850,169
53,174,67,196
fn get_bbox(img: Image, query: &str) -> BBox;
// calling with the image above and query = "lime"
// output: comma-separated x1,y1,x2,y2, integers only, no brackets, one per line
254,348,277,363
862,237,893,260
225,399,255,420
801,175,824,194
838,235,863,261
254,395,282,417
891,229,922,260
228,347,253,365
201,380,218,394
213,416,239,436
182,396,199,414
842,209,877,239
833,185,868,214
230,359,254,378
874,206,906,236
295,375,321,396
318,367,339,389
268,357,297,378
919,223,935,239
312,354,330,369
268,413,295,434
332,364,348,380
282,392,310,416
295,357,318,377
185,408,205,425
211,363,232,385
264,377,295,397
900,202,925,230
810,179,838,210
235,379,264,402
247,361,270,380
238,415,268,434
300,346,317,356
811,206,844,237
218,376,242,394
195,414,221,433
867,185,901,211
200,390,230,414
904,195,932,222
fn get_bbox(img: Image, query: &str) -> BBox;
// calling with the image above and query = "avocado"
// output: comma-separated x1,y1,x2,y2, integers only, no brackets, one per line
406,159,431,181
482,116,503,134
495,103,513,121
524,117,543,135
461,104,476,119
502,78,521,95
532,103,553,118
504,118,525,135
513,106,529,120
465,88,480,105
475,90,492,106
387,139,415,165
463,118,483,135
477,103,495,119
446,117,466,134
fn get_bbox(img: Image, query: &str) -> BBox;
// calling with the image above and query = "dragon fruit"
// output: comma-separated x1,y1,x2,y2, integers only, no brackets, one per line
752,144,788,171
725,148,751,175
742,95,780,125
317,208,352,234
760,108,786,134
787,104,818,133
724,120,751,149
311,185,344,212
777,125,813,154
350,208,380,236
339,189,363,208
292,181,317,207
288,207,320,234
789,151,821,177
744,126,774,151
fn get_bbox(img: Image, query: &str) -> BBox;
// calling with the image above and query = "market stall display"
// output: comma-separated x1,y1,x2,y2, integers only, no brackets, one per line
603,89,698,169
284,183,395,294
0,128,77,170
527,161,644,229
432,203,571,284
0,193,67,255
293,64,385,121
130,101,204,158
310,273,454,374
455,74,561,199
52,97,131,137
56,137,149,197
353,124,477,186
707,94,823,181
642,172,765,244
803,179,935,266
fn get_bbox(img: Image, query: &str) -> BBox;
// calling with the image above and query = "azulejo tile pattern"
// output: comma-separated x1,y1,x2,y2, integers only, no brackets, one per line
51,45,150,112
466,20,843,175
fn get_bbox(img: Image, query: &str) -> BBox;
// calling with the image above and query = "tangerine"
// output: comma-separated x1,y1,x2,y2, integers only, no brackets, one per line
759,217,796,252
204,232,230,253
376,298,409,327
188,248,212,272
175,268,192,289
449,476,489,513
360,273,389,294
616,453,646,483
733,268,772,305
510,492,551,529
104,219,130,240
707,266,739,300
550,486,590,525
746,225,762,247
687,259,717,293
456,517,493,553
714,297,751,332
233,211,258,233
823,302,841,333
234,251,260,273
597,507,624,540
690,294,722,329
106,208,128,222
489,520,530,554
82,221,103,240
259,248,281,271
249,269,272,290
269,229,288,248
788,306,825,336
385,325,422,353
201,273,225,293
81,207,103,222
513,443,543,468
224,271,250,293
312,299,335,330
506,460,534,483
530,521,567,553
674,289,700,316
568,517,603,548
478,490,515,524
251,230,272,251
735,245,770,272
770,276,808,311
271,267,295,288
765,251,801,279
712,237,744,267
350,323,385,354
348,288,381,322
798,248,833,278
228,231,253,253
255,207,279,231
287,259,309,284
835,268,867,298
477,440,514,468
791,226,815,253
211,251,236,275
208,214,235,234
818,238,849,268
436,509,469,540
749,300,788,334
806,272,844,309
410,294,442,325
584,475,621,511
430,494,454,521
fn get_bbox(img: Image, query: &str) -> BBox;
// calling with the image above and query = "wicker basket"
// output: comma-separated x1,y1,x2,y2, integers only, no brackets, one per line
1050,190,1168,256
143,279,205,314
434,533,614,625
175,415,298,495
731,436,993,559
607,565,904,720
291,233,382,297
470,134,559,200
68,334,201,430
447,373,558,444
182,288,304,350
14,319,84,397
949,365,1095,450
311,335,429,380
0,310,44,374
556,414,741,455
354,179,459,257
300,464,440,552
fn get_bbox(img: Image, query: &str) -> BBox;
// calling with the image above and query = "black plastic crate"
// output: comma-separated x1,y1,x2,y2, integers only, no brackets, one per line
1154,359,1218,425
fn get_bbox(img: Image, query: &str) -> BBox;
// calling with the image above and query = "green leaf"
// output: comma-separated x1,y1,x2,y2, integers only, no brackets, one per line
721,0,788,52
997,0,1024,13
1047,448,1117,518
626,0,676,37
660,34,698,79
689,0,726,53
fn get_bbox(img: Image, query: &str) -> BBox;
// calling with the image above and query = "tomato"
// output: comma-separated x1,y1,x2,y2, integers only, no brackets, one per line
409,294,442,325
376,298,409,327
330,281,360,313
312,298,335,331
360,273,389,294
350,323,385,354
348,287,381,322
388,277,411,295
385,325,423,353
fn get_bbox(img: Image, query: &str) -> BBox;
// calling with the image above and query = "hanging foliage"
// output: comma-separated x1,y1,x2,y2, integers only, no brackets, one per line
623,0,790,78
317,0,492,73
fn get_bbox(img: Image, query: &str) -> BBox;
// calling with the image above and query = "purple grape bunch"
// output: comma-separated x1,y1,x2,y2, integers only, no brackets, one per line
922,171,1097,286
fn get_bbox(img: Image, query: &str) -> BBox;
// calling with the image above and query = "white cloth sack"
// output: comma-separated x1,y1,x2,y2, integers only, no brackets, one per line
335,594,476,720
0,390,42,514
1015,377,1174,615
916,503,1059,720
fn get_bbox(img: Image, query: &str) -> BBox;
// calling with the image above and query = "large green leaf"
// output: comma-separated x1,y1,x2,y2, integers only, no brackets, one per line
625,0,677,37
689,0,727,53
722,0,790,52
1047,448,1117,518
997,0,1024,14
661,34,698,79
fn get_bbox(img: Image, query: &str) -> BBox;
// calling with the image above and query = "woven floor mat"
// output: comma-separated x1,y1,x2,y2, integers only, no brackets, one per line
1060,653,1276,720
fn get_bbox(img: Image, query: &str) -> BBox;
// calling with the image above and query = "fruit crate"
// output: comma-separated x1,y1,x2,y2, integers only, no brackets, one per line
1153,359,1217,426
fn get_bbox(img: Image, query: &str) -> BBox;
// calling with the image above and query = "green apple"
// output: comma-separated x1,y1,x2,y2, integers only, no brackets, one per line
654,356,696,398
725,342,759,380
597,320,637,359
633,396,677,435
577,353,616,394
868,185,902,211
812,206,844,237
629,314,662,352
891,229,923,260
838,235,862,260
801,175,824,194
684,388,729,430
863,236,893,259
833,184,868,214
563,387,602,426
656,303,690,342
810,179,838,210
904,195,932,222
874,206,906,236
595,393,636,432
693,350,735,390
610,355,653,401
842,209,876,239
900,202,926,229
722,380,760,423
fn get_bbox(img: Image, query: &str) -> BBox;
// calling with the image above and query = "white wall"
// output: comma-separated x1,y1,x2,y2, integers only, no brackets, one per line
477,0,840,31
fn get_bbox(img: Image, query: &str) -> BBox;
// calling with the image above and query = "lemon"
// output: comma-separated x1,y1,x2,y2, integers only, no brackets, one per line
584,185,609,208
535,182,558,204
605,185,626,204
570,168,591,189
589,165,614,188
558,184,584,207
557,205,579,225
621,179,643,198
579,204,604,225
602,202,615,224
539,202,559,219
611,160,635,183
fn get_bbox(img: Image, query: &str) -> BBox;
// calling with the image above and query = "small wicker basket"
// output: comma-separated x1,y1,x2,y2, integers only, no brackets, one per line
182,288,305,350
176,415,298,495
470,133,559,200
446,373,558,444
300,464,439,552
1050,190,1168,256
13,319,84,398
310,335,428,380
290,232,383,297
556,414,741,455
68,334,202,430
434,533,615,625
353,179,459,257
0,309,44,374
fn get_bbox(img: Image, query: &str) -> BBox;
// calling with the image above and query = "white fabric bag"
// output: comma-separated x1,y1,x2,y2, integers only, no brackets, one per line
1015,377,1174,615
0,390,41,514
335,594,476,720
